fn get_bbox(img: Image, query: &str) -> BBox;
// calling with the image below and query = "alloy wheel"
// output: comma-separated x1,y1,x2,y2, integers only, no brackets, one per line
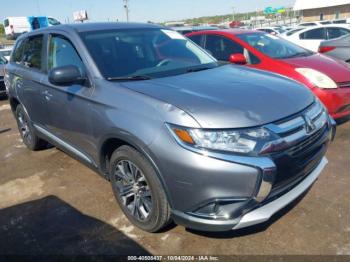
114,160,153,221
17,111,32,144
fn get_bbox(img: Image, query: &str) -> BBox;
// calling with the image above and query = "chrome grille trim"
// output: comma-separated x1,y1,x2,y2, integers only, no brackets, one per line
273,116,304,133
305,101,323,120
266,101,328,148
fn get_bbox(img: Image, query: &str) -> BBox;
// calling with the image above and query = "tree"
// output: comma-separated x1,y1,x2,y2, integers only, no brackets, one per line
0,24,4,36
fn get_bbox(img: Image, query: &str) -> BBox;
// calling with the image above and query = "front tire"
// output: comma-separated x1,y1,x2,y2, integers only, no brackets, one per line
15,104,47,151
109,145,171,232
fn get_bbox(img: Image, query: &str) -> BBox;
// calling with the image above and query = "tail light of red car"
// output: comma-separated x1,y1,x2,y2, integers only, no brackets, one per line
319,46,336,53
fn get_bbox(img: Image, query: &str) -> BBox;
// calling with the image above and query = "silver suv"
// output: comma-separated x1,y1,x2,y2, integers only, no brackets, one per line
6,23,336,232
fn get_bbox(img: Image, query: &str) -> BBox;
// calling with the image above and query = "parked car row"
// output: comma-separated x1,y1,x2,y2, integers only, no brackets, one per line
255,23,350,59
280,24,350,52
4,23,337,233
298,18,350,27
187,29,350,122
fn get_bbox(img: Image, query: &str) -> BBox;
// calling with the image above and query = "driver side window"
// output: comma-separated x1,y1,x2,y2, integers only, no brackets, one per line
48,35,84,72
204,35,260,65
205,35,243,61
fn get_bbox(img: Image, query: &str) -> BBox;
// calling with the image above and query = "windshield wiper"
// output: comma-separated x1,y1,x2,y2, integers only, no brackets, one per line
282,52,311,59
107,75,152,81
186,67,212,73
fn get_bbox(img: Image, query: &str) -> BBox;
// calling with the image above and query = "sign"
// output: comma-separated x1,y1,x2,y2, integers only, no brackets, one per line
73,10,88,22
264,7,286,15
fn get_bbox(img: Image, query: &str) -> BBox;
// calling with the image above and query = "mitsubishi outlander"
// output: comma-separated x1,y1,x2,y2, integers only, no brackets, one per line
5,23,335,232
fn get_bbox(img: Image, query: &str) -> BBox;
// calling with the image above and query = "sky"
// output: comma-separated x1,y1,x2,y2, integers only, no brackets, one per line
0,0,296,23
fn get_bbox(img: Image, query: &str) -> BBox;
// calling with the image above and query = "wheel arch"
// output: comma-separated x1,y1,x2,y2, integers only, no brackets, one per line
98,134,174,208
9,96,20,113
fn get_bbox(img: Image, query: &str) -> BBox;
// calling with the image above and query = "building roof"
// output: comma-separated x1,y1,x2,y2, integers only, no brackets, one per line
294,0,350,10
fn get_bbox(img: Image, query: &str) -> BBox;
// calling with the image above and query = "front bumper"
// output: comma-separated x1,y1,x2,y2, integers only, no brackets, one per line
233,157,327,229
314,87,350,121
172,157,328,232
149,102,334,232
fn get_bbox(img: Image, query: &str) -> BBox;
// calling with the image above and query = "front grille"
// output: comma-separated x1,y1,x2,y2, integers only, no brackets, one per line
287,124,327,156
265,101,330,197
0,80,5,91
338,81,350,88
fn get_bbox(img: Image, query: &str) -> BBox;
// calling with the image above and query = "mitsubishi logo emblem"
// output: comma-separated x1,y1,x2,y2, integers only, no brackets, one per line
304,115,316,134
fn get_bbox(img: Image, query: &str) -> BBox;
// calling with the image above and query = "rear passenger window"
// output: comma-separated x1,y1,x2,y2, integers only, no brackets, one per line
12,35,44,70
300,28,326,40
327,28,350,39
12,39,26,64
22,35,43,70
48,35,84,71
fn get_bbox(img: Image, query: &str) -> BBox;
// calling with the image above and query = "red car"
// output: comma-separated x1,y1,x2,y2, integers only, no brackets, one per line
187,29,350,122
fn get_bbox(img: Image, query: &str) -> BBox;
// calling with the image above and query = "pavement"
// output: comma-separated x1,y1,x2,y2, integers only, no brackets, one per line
0,98,349,255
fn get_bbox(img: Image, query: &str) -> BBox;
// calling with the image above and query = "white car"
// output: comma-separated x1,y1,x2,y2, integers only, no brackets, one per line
281,25,350,52
297,21,332,27
256,27,286,35
0,48,12,61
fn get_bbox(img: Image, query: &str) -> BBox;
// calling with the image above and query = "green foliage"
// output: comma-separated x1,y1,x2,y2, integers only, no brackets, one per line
169,7,293,25
0,24,4,36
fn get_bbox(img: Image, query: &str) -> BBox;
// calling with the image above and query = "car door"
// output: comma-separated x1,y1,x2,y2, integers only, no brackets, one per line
193,34,260,66
12,34,48,126
298,28,326,51
40,33,96,163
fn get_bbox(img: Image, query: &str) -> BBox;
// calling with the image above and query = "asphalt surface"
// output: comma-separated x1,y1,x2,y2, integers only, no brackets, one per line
0,98,349,255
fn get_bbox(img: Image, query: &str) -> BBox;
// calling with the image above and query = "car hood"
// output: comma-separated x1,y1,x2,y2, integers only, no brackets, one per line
121,65,314,128
283,53,350,83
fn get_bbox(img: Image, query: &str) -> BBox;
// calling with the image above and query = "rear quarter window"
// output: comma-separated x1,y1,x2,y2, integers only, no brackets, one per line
4,19,9,27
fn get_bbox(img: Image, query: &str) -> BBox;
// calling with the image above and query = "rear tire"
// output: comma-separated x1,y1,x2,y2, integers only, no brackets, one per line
15,104,48,151
109,145,171,232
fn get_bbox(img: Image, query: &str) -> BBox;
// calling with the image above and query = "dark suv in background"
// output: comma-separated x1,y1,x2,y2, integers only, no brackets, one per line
5,23,335,232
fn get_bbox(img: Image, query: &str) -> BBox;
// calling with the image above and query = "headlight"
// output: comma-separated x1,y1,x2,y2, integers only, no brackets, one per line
167,124,280,155
295,68,337,89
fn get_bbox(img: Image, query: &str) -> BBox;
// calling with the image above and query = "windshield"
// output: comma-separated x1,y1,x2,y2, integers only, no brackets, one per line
237,33,312,59
275,28,286,34
80,28,217,80
286,28,304,36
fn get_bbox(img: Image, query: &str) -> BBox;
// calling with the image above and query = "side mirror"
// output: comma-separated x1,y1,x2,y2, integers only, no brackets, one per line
48,65,86,86
229,53,247,65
